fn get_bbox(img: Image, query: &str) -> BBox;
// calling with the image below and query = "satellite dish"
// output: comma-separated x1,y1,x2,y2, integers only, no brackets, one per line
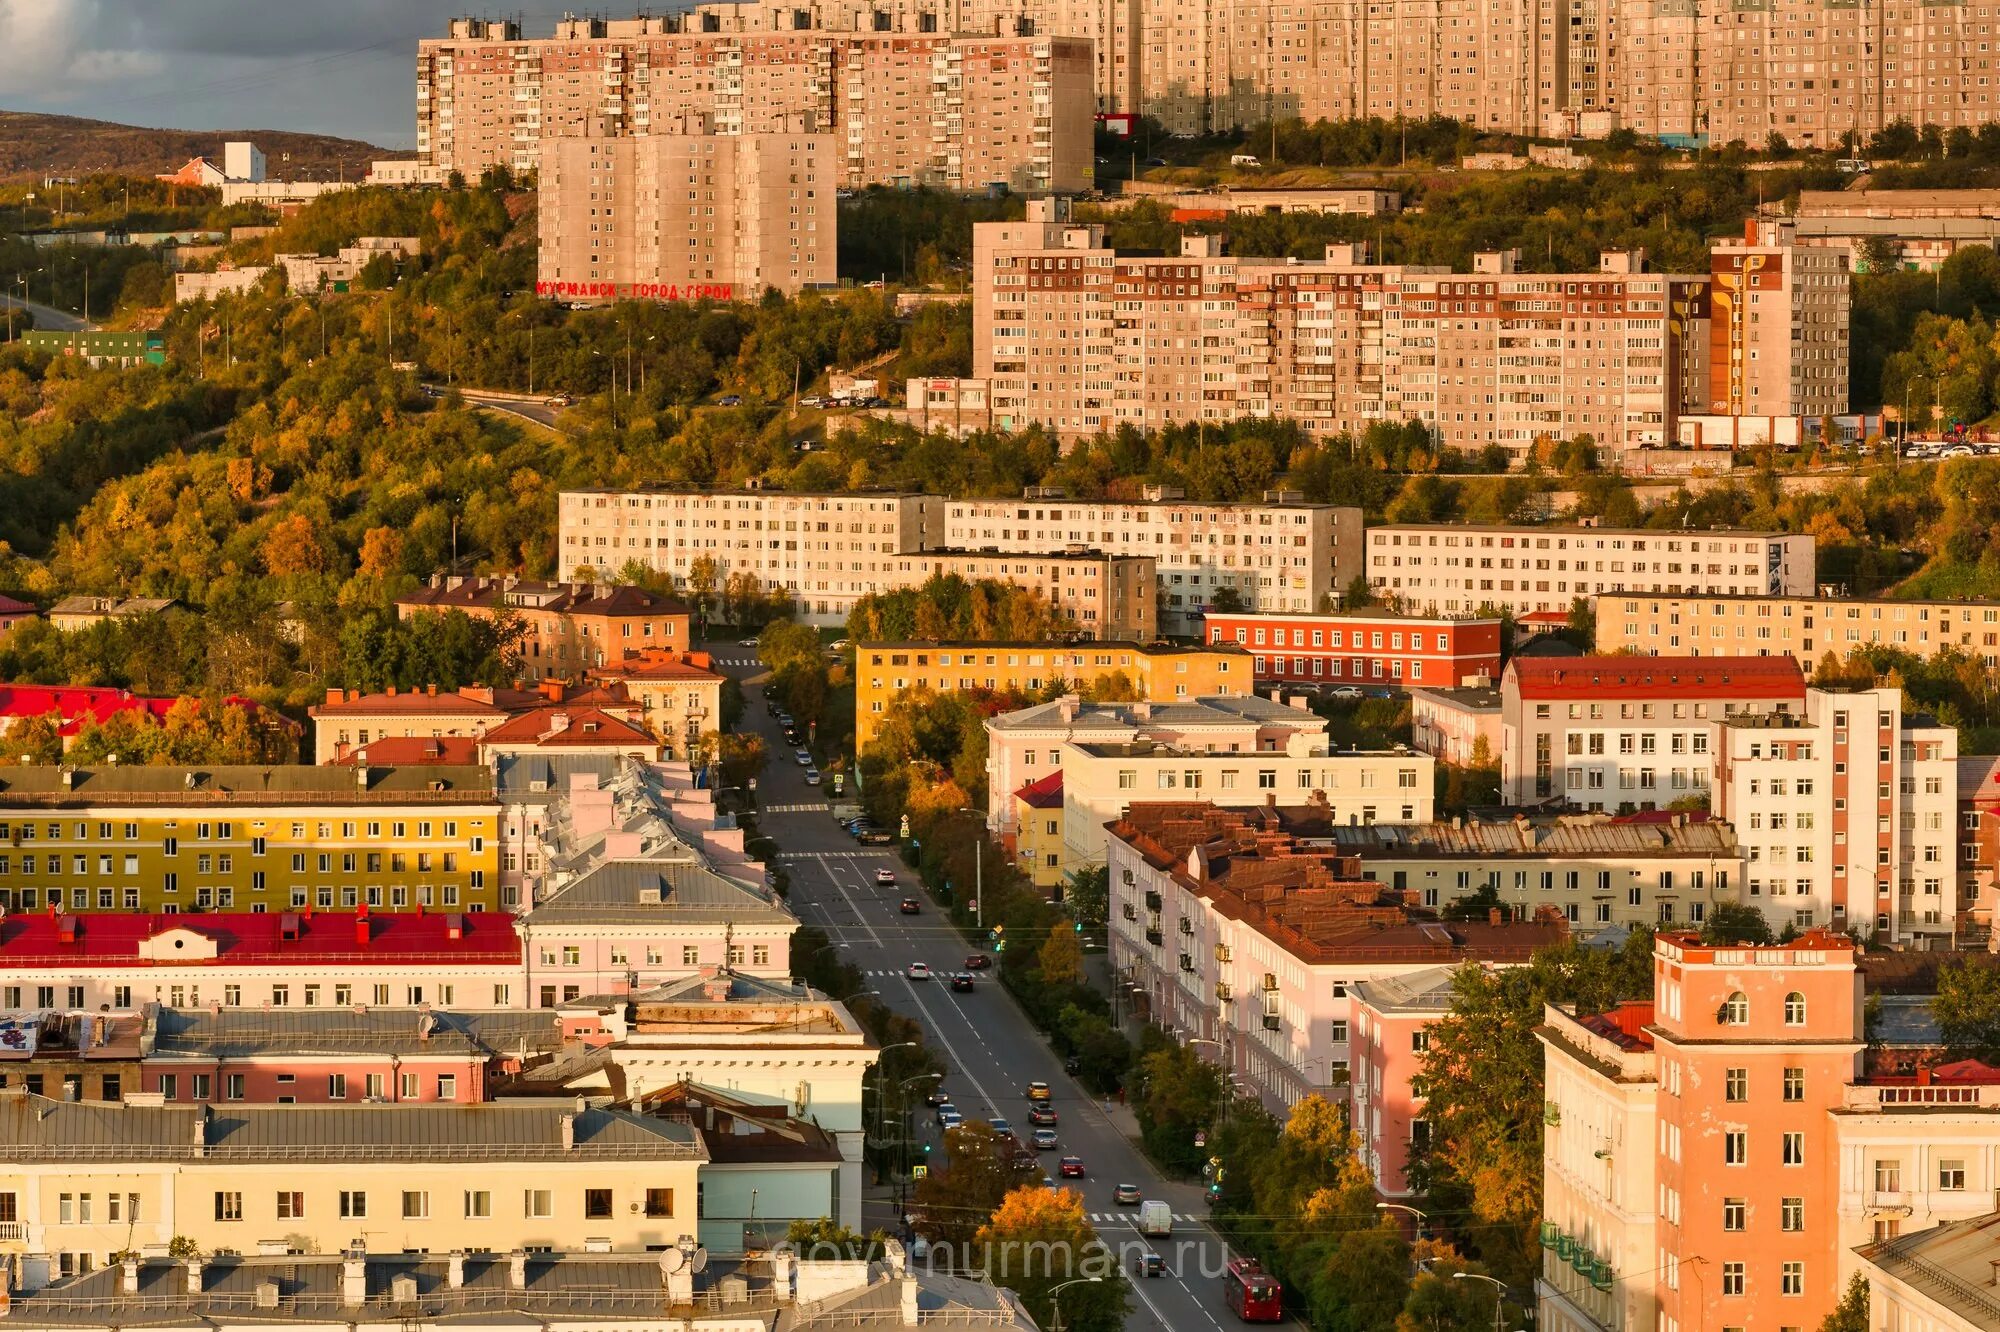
659,1248,686,1275
690,1246,709,1274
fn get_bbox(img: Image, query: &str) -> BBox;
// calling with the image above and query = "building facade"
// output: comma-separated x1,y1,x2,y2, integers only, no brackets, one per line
1368,524,1817,618
1349,967,1455,1198
538,127,836,301
1409,685,1502,767
1714,686,1959,944
1201,609,1502,690
1706,221,1851,422
416,15,1093,194
1499,654,1808,808
559,489,944,625
1595,590,2000,673
942,486,1364,635
857,640,1247,750
397,578,692,681
885,549,1158,640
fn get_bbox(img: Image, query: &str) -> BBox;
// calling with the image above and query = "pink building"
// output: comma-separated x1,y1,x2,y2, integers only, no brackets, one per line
1350,966,1456,1197
1409,685,1502,767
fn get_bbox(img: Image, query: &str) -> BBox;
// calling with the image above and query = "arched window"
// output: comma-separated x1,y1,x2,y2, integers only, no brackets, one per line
1721,991,1749,1025
1784,991,1807,1026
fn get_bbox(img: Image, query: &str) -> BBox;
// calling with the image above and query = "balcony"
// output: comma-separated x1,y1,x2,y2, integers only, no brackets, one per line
1261,1012,1281,1031
1216,982,1232,1001
1145,927,1164,947
1179,953,1195,973
1121,903,1138,922
0,1222,22,1242
1144,890,1162,911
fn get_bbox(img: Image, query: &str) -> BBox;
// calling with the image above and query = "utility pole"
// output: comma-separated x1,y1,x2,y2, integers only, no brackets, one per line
975,837,983,931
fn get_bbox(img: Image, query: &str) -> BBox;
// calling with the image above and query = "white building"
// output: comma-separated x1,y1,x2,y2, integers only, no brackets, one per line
942,489,1364,635
1714,686,1960,945
558,490,944,625
1857,1210,2000,1331
1366,524,1816,617
223,141,266,183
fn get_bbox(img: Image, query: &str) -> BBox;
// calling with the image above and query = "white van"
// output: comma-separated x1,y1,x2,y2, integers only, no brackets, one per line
1137,1200,1173,1236
1230,154,1262,168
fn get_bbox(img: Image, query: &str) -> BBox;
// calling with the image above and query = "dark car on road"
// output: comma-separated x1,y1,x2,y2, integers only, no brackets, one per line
950,972,975,992
964,954,992,970
857,829,896,845
900,897,921,914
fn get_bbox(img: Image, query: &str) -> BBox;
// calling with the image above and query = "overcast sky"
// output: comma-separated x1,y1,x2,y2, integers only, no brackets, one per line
1,0,583,149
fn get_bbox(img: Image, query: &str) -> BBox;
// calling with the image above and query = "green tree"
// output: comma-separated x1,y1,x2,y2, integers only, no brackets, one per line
1701,901,1775,946
1932,957,2000,1062
783,1217,885,1260
1037,924,1083,986
1820,1273,1869,1332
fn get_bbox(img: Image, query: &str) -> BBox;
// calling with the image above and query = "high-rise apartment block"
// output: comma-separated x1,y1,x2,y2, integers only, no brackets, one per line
942,487,1363,634
417,14,1094,194
969,204,1839,460
538,126,836,300
1596,591,2000,673
1715,686,1959,945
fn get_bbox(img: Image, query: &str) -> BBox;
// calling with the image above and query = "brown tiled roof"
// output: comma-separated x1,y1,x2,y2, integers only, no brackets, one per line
330,736,481,766
478,707,656,747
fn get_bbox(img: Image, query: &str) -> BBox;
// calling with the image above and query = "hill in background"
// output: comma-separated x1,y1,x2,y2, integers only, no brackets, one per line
0,111,389,184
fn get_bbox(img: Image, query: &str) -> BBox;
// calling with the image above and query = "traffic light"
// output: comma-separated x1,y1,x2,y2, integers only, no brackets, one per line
922,1142,932,1155
1073,921,1083,933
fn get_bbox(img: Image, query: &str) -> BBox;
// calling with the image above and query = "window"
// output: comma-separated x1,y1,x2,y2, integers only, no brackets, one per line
402,1191,430,1219
1783,991,1807,1025
645,1187,674,1217
225,1074,244,1101
1721,1262,1744,1296
1783,1132,1805,1166
464,1190,491,1218
1783,1067,1804,1102
1874,1159,1902,1193
1721,991,1748,1024
524,1189,553,1218
214,1191,243,1222
340,1191,367,1218
1940,1159,1967,1191
1781,1261,1803,1296
277,1191,304,1220
584,1189,614,1219
327,1074,346,1100
1724,1131,1747,1165
437,1074,457,1100
1724,1068,1747,1102
1722,1197,1745,1231
1781,1197,1803,1232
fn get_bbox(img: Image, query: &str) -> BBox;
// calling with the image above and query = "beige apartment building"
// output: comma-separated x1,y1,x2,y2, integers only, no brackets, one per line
539,126,835,300
887,549,1156,639
560,489,947,626
971,204,1833,463
943,486,1363,634
1597,592,2000,672
0,1092,705,1273
416,15,1093,194
1791,189,2000,272
1367,523,1817,617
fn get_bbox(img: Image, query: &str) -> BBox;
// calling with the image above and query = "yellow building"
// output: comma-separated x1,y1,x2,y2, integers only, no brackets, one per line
1012,771,1066,894
855,641,1250,752
1594,592,2000,673
0,766,500,915
0,1090,704,1269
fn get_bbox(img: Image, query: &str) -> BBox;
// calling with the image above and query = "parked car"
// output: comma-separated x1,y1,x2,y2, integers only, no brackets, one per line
858,829,896,845
900,897,921,914
1058,1155,1086,1178
950,972,976,992
1328,685,1365,700
716,394,743,406
1112,1183,1143,1205
804,769,821,786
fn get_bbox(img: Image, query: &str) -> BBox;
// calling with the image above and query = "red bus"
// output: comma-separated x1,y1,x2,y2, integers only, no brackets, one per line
1223,1256,1283,1322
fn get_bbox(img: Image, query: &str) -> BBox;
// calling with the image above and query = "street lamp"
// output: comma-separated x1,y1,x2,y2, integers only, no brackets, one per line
1901,371,1934,461
1451,1271,1512,1332
1047,1276,1103,1332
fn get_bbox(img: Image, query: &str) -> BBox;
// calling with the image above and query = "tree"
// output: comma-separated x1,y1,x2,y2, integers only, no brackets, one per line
699,730,767,790
1932,957,2000,1063
1066,865,1109,931
1037,924,1083,986
687,555,720,619
1701,900,1775,946
357,527,406,580
1820,1273,1869,1332
911,1122,1044,1252
260,513,329,577
972,1187,1127,1332
783,1217,885,1260
0,712,63,765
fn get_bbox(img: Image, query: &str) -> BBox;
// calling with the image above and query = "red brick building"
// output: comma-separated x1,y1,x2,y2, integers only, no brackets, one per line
1201,610,1502,690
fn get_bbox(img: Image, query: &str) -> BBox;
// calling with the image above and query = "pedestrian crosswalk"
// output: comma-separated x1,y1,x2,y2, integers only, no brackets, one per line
777,849,879,860
1087,1212,1202,1225
709,655,760,667
760,802,827,813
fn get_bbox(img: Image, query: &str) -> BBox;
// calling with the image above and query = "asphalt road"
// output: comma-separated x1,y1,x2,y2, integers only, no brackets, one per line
425,386,570,431
710,650,1259,1332
0,292,93,332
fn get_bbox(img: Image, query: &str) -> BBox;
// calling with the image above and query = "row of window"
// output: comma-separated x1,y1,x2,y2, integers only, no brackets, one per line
0,822,479,844
208,1187,673,1222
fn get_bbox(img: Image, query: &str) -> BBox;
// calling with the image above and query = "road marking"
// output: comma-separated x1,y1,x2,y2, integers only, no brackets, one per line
810,857,882,948
760,802,828,813
777,850,876,861
896,975,999,1117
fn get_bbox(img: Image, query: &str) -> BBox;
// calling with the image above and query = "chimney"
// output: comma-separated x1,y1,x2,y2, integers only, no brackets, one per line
442,1251,465,1288
184,1256,204,1295
1488,907,1502,926
560,1114,576,1151
121,1256,141,1295
354,910,371,947
386,685,398,697
508,1250,529,1290
770,1250,796,1302
254,1281,280,1309
326,688,345,705
900,1276,919,1326
341,1245,367,1305
427,684,437,697
191,1105,208,1154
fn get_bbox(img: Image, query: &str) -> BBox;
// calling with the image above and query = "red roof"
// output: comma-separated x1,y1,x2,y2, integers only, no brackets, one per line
0,686,271,738
1575,1000,1656,1051
592,650,723,683
1519,610,1570,625
310,686,529,718
1015,770,1064,809
0,909,520,968
477,706,656,748
330,735,481,766
0,596,33,617
1507,655,1804,701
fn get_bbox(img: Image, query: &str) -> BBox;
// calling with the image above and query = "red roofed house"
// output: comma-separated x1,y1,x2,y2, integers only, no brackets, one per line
0,685,287,751
396,576,691,681
1012,769,1065,893
0,596,34,642
1500,654,1806,808
155,157,228,188
474,706,662,765
587,651,728,760
329,735,482,766
0,908,522,1014
307,685,531,763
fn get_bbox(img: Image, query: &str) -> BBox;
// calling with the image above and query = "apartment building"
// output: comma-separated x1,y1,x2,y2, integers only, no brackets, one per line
416,15,1094,194
1013,770,1067,892
585,651,729,757
1534,931,2000,1332
943,484,1363,635
1106,801,1564,1112
970,209,1825,462
397,577,691,681
1714,687,1959,945
1201,609,1501,690
309,686,537,765
1958,756,2000,938
1409,685,1502,766
1368,523,1816,617
883,548,1158,640
1321,812,1742,935
1498,655,1808,807
538,127,836,301
0,1091,705,1269
1857,1215,2000,1331
0,765,501,916
558,489,944,625
1350,967,1455,1198
983,692,1431,859
1596,591,2000,673
856,640,1245,750
1707,221,1851,422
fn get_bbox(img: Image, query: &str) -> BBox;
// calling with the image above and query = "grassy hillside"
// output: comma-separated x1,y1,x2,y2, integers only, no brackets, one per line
0,111,385,184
